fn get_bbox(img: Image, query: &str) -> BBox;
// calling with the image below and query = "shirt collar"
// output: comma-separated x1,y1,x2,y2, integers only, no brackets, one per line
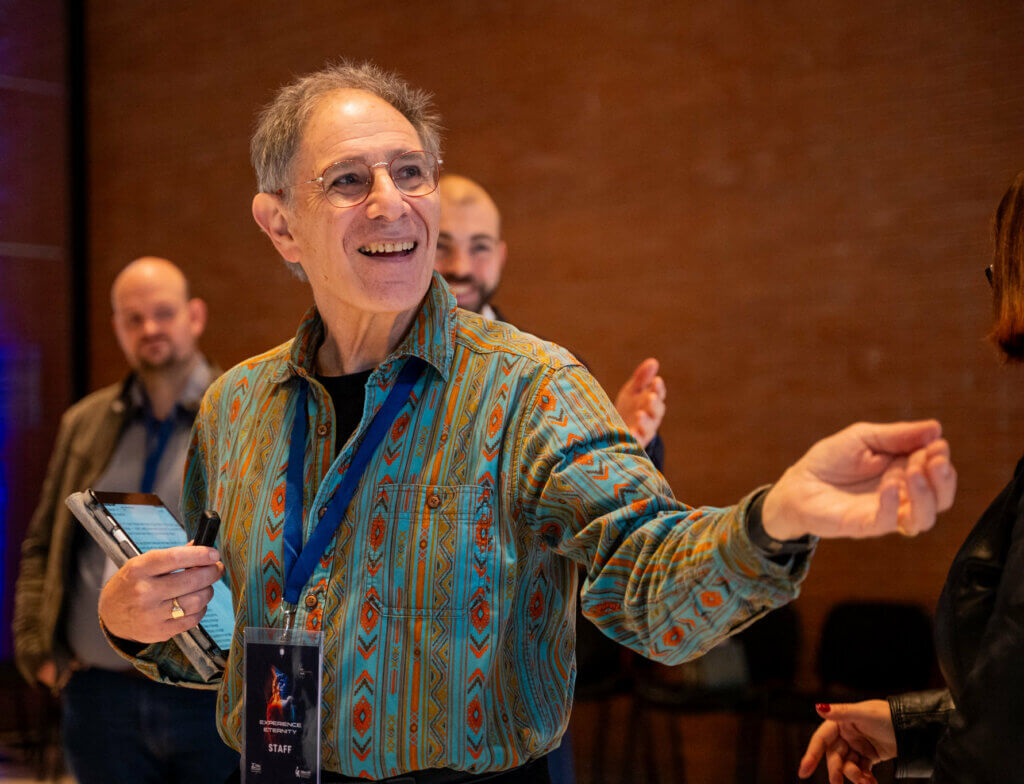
274,271,457,385
123,356,214,417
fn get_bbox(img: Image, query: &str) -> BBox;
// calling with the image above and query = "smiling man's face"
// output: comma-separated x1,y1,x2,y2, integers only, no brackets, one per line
283,89,440,319
436,175,507,313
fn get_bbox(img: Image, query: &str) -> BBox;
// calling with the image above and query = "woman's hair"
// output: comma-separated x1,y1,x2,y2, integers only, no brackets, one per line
989,170,1024,361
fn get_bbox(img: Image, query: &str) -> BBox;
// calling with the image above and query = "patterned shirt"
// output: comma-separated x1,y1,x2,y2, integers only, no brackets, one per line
129,273,812,778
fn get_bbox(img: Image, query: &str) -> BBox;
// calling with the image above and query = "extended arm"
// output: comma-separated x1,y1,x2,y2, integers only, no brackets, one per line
514,365,955,664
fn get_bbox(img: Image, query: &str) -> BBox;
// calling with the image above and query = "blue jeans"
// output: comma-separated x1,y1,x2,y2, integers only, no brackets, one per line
62,667,239,784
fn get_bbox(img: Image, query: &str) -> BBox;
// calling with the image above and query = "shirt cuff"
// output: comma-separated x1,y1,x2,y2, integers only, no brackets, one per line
745,487,815,561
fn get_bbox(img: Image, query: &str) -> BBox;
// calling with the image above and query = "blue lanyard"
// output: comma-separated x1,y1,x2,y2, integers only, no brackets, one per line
282,356,426,613
141,412,177,494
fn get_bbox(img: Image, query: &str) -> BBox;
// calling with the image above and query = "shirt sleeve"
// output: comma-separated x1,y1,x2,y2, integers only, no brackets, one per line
510,363,815,665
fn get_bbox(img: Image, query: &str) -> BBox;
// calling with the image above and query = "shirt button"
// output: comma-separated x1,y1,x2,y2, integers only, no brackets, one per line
427,494,441,509
304,594,318,609
316,423,329,437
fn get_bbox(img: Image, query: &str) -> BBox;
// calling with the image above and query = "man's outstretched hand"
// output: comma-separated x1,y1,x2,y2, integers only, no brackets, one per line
763,420,956,542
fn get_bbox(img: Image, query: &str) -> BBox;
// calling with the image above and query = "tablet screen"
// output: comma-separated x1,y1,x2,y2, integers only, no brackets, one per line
102,501,235,652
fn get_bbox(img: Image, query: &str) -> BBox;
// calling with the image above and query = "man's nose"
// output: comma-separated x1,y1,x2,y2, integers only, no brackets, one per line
445,246,471,277
363,165,407,221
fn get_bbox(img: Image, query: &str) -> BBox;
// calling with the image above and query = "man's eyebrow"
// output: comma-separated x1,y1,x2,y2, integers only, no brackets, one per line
319,148,415,167
470,233,498,242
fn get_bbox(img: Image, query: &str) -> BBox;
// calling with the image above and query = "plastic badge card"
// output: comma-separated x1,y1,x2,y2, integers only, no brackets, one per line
243,627,322,782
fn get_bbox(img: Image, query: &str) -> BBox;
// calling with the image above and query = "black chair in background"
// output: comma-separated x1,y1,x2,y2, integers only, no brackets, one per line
817,601,935,697
622,604,803,784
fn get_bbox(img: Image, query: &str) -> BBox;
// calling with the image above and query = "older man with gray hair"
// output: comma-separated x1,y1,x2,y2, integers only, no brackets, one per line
99,62,955,784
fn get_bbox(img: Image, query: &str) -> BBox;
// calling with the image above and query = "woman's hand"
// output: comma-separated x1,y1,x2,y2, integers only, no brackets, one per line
799,700,898,784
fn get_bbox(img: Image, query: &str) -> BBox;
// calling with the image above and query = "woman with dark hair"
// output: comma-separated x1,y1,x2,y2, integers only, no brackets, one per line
798,170,1024,784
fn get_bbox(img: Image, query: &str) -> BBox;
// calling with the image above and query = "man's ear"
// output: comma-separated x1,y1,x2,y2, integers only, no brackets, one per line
187,297,208,338
252,193,302,263
495,240,508,275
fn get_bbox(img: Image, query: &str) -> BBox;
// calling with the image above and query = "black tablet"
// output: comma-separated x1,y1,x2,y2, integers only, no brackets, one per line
87,490,235,655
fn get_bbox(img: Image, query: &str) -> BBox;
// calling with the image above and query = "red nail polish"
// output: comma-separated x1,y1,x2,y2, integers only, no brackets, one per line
816,703,831,713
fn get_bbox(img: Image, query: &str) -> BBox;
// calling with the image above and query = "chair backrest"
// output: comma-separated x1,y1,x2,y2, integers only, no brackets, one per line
735,603,802,688
818,601,934,695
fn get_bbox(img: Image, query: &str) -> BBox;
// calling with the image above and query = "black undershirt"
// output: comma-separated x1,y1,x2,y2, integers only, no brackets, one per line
316,369,373,456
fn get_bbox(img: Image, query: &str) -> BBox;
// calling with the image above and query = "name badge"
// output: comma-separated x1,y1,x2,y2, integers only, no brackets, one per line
243,627,322,782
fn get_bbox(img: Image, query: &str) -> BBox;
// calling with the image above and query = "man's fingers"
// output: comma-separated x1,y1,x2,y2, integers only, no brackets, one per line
171,585,215,616
129,545,221,577
161,605,208,640
873,481,901,535
899,447,938,536
651,375,666,400
156,563,224,599
627,358,659,392
926,450,957,512
855,419,942,456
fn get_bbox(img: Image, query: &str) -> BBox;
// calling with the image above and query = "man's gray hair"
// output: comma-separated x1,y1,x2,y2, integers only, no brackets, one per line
250,60,443,198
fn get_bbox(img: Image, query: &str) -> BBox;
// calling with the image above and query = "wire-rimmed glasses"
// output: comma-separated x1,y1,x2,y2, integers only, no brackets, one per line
277,150,441,208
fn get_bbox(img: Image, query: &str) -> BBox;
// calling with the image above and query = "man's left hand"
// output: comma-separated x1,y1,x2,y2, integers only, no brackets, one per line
614,357,667,449
762,420,956,541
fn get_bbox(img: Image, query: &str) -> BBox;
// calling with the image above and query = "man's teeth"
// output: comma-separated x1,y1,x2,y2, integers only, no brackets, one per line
360,241,416,254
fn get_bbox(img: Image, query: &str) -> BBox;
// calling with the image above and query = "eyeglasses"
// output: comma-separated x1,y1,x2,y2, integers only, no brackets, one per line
986,265,994,287
277,150,441,208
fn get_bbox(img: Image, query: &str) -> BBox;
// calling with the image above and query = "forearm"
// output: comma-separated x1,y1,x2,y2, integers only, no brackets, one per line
577,488,814,663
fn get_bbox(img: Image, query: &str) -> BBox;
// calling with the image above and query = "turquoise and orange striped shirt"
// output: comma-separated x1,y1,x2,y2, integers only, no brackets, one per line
129,273,812,777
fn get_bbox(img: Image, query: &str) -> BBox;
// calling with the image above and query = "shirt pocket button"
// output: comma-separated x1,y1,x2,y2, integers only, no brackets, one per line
304,594,318,609
426,493,441,509
316,423,329,437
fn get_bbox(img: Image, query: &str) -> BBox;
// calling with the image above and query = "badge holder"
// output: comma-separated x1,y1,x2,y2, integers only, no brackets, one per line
242,627,322,782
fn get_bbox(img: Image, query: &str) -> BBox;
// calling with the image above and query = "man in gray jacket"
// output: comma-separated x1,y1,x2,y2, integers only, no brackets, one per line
13,257,237,784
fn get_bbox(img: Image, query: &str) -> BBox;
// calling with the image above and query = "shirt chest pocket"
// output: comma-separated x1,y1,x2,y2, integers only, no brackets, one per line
364,483,499,618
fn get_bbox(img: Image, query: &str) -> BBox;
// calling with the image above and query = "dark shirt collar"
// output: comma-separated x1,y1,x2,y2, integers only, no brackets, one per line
121,356,214,418
272,271,456,386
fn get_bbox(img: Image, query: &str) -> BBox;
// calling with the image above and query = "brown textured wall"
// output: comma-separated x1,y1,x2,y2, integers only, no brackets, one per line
1,0,70,656
84,0,1024,700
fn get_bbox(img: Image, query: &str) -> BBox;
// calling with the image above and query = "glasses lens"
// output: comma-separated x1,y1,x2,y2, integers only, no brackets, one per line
321,160,372,207
389,152,438,197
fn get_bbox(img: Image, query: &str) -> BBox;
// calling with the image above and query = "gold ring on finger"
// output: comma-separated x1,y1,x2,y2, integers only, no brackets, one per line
170,597,185,620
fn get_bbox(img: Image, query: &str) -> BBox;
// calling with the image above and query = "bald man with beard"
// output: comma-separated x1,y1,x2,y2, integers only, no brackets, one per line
436,173,668,463
13,258,238,784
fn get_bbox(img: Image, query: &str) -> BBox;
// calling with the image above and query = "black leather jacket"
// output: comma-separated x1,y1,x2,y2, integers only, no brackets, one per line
888,455,1024,782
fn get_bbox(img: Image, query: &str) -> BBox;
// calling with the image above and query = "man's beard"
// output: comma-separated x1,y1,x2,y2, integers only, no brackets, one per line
135,338,182,373
442,274,497,314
